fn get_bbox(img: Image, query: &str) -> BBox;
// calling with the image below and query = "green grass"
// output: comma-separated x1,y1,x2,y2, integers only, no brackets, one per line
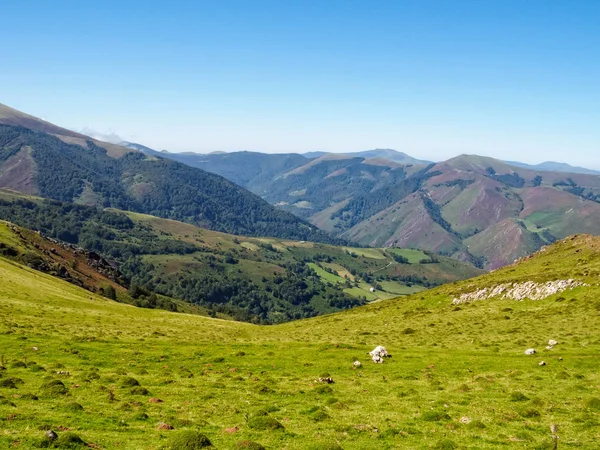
2,235,600,448
386,248,430,264
341,247,386,259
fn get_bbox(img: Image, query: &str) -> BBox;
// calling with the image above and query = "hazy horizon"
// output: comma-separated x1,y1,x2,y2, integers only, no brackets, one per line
1,0,598,168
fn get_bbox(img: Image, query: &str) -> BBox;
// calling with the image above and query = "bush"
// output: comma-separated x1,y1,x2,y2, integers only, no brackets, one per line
166,430,212,449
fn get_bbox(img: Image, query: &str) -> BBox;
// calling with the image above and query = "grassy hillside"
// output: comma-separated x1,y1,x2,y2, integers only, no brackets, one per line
1,235,600,448
0,192,481,323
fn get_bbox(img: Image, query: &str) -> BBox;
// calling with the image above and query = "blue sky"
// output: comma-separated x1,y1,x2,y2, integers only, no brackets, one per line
1,0,598,167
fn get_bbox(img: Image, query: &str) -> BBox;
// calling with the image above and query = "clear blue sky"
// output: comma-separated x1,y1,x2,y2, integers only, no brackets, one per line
1,0,598,167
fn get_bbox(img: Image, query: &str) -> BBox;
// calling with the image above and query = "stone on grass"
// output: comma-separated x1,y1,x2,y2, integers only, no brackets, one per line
459,417,472,424
548,339,558,346
45,430,58,441
524,348,536,355
353,361,361,367
539,361,546,366
156,422,174,430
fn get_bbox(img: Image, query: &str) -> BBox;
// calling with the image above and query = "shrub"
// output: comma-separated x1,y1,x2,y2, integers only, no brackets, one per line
166,430,212,449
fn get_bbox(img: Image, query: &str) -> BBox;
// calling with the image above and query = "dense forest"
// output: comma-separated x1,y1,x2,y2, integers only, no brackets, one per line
0,198,365,323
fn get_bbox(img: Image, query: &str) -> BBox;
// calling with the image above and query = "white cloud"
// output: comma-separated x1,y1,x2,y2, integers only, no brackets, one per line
79,127,124,144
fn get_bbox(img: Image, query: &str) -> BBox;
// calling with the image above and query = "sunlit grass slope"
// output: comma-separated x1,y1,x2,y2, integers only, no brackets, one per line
1,235,600,448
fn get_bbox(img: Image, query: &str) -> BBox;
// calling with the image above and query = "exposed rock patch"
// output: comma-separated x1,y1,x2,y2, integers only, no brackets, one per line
452,279,587,305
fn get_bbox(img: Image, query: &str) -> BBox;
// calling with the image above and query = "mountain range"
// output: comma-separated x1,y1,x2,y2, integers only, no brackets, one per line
0,102,340,244
123,142,600,270
3,101,600,273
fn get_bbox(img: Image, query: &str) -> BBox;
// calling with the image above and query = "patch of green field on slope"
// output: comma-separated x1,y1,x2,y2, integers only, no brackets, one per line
2,235,600,448
386,248,431,264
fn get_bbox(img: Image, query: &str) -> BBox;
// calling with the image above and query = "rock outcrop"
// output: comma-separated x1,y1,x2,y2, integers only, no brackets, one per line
452,279,587,305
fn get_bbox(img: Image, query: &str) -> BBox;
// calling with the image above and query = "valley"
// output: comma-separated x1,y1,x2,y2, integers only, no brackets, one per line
0,189,481,323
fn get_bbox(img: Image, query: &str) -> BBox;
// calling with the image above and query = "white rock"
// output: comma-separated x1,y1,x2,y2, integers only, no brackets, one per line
545,345,553,350
524,348,536,355
539,361,546,366
548,339,558,346
459,416,472,424
353,361,362,367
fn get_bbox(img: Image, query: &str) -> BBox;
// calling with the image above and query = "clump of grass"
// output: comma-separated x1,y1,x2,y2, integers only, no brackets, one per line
314,385,333,395
509,392,529,402
434,439,457,449
120,377,140,387
308,444,343,450
11,361,27,368
54,432,86,448
586,397,600,410
130,386,150,395
41,379,68,396
166,430,212,449
247,416,284,430
519,408,541,418
310,410,330,422
21,392,39,400
467,420,486,429
0,377,24,389
254,384,273,394
422,410,451,422
65,402,84,412
0,396,16,407
132,412,149,421
236,441,265,449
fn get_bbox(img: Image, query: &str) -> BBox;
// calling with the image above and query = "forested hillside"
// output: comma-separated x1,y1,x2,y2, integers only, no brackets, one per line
0,119,343,244
0,191,482,323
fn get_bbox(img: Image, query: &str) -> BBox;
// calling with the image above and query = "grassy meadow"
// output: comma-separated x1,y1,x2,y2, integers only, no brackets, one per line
1,236,600,448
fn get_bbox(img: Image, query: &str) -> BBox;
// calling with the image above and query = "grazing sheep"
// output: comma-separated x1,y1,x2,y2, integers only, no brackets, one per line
369,346,391,363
